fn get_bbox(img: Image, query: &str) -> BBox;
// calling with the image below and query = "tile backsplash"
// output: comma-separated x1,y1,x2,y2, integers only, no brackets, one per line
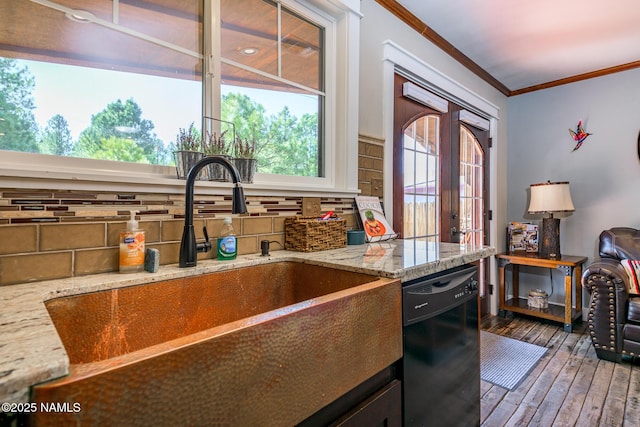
0,134,384,286
0,191,357,286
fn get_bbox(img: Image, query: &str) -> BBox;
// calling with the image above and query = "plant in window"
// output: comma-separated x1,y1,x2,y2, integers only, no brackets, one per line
233,135,258,183
203,130,231,156
174,122,201,152
233,135,257,160
203,130,232,181
173,122,204,180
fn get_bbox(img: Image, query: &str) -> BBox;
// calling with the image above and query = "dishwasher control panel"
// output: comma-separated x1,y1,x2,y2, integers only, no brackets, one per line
402,264,478,326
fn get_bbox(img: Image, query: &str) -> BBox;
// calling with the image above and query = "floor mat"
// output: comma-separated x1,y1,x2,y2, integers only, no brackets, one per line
480,331,547,390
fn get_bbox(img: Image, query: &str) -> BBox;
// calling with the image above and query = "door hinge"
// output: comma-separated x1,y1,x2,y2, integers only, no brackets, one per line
488,284,494,295
488,137,493,148
487,209,493,220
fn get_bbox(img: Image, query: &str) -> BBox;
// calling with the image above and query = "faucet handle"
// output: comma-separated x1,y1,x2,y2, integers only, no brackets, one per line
197,226,212,253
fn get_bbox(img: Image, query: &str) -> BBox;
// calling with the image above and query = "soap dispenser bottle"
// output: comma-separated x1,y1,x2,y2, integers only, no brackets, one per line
217,217,237,260
119,211,145,273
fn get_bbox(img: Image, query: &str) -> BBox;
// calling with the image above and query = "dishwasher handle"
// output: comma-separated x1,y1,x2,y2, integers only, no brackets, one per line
405,267,476,295
431,279,450,288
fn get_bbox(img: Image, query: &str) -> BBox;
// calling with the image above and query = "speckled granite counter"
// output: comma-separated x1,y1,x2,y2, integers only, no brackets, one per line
0,240,495,403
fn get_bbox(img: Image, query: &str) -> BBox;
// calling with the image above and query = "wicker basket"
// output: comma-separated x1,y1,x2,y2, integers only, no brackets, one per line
285,216,347,252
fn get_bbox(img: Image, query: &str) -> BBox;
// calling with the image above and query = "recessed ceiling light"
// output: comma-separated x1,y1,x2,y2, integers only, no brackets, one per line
239,47,259,56
65,9,96,24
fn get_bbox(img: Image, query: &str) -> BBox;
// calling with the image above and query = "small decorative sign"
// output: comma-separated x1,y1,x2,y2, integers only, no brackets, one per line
355,196,397,242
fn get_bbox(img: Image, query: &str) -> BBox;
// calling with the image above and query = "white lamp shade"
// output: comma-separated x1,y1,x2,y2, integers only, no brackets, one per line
528,181,575,213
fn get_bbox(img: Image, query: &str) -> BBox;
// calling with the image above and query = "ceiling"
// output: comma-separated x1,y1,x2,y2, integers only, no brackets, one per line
5,0,638,97
392,0,640,95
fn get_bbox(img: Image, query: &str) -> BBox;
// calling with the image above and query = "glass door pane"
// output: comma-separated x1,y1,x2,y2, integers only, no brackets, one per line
459,125,484,246
403,115,440,241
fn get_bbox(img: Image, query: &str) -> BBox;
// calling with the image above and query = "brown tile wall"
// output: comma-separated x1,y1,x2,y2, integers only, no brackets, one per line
0,134,385,286
0,190,359,286
358,134,385,197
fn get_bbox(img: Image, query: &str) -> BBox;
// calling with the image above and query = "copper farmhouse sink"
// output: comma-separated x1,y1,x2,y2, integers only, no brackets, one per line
32,261,402,426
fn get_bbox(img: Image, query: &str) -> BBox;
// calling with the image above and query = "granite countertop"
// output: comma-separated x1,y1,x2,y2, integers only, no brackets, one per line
0,240,495,403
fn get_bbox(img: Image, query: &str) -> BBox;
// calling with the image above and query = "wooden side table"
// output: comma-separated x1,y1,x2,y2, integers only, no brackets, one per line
496,252,587,332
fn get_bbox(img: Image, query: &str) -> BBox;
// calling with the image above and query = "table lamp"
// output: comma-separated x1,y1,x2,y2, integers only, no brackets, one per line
528,181,575,258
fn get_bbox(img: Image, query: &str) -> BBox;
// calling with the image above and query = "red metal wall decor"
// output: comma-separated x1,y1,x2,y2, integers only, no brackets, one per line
569,120,592,151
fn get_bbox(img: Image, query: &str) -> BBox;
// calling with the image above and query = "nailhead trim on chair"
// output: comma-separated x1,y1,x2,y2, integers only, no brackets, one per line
608,282,616,351
589,284,597,353
586,274,622,355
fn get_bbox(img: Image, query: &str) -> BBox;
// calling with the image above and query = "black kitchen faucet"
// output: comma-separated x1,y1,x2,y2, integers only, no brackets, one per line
179,156,247,267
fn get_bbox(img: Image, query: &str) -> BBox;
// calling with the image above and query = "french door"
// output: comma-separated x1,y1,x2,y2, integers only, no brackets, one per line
393,74,491,313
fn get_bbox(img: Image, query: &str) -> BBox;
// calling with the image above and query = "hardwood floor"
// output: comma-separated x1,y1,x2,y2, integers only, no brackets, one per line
480,314,640,427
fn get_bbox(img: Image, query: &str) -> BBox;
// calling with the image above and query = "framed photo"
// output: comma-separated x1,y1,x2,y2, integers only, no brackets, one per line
508,222,538,253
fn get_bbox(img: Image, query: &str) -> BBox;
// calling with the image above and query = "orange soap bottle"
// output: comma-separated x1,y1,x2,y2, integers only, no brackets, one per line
119,211,145,273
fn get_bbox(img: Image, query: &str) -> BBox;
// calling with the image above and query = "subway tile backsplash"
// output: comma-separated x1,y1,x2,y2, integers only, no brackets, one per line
0,135,384,286
0,189,356,286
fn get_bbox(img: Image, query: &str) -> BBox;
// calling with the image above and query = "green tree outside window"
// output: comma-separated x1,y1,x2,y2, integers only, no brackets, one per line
0,58,39,153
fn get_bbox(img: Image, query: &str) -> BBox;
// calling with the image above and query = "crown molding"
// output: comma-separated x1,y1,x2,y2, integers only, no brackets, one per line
376,0,640,97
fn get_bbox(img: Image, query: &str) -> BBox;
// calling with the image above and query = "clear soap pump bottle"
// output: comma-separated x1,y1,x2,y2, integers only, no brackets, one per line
119,211,145,273
217,217,237,260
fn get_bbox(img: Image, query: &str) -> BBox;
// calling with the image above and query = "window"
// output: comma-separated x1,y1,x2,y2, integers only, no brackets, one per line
0,0,360,193
217,0,325,177
0,1,202,164
0,0,202,165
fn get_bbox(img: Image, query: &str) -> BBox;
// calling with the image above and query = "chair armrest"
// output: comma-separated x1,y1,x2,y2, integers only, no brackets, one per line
582,257,629,355
582,258,630,297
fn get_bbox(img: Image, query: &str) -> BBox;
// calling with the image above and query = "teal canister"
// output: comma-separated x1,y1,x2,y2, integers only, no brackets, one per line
347,230,365,245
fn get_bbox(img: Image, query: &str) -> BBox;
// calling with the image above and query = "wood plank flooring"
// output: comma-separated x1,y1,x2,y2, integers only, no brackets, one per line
480,314,640,427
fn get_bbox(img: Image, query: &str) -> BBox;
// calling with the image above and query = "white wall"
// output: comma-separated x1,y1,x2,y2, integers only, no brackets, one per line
358,0,510,313
358,1,508,139
507,68,640,307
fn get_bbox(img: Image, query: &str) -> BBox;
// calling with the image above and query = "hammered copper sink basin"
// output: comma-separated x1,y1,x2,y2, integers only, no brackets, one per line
31,261,402,426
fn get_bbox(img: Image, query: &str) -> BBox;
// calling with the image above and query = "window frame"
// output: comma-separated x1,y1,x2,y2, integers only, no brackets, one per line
0,0,361,197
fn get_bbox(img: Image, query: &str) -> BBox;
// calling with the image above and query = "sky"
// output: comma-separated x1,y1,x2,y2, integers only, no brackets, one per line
23,59,318,145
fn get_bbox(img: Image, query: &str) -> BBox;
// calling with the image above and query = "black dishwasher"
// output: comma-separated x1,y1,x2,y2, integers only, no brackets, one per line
401,264,480,427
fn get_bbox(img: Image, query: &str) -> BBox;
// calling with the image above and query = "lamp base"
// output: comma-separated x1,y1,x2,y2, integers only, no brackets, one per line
539,217,561,258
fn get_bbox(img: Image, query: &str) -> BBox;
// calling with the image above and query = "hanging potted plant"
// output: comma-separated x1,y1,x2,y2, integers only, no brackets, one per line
233,135,258,183
173,122,204,180
203,130,233,181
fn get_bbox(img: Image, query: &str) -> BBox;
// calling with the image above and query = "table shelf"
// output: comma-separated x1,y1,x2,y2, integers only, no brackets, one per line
501,297,582,324
497,252,587,333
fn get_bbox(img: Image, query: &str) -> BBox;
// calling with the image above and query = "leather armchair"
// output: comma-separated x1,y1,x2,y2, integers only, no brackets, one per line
582,227,640,362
